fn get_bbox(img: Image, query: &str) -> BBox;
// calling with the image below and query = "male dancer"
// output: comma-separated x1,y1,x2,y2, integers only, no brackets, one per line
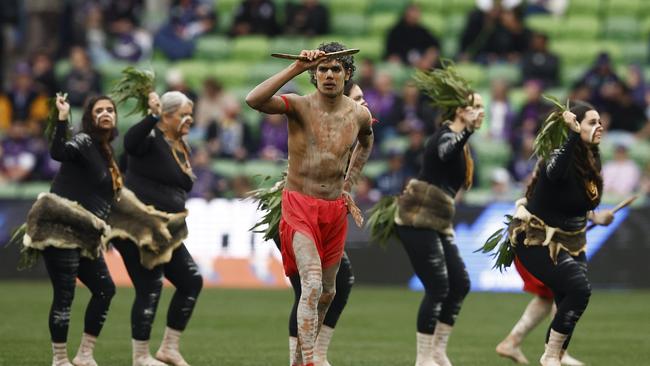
246,42,373,366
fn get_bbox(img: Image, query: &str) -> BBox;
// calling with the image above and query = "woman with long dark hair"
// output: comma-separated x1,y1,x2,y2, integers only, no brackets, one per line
508,102,612,366
109,91,202,366
20,94,121,366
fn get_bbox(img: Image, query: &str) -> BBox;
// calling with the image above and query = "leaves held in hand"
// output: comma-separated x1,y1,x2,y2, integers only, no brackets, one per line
111,66,156,117
366,196,398,248
413,59,474,113
533,95,571,161
475,215,515,272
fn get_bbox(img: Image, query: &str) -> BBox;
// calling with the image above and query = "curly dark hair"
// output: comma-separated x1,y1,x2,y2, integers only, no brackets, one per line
309,42,356,88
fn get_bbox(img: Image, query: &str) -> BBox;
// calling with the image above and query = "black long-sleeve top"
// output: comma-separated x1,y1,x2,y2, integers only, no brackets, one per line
418,124,473,198
123,115,193,213
526,131,599,231
50,121,114,220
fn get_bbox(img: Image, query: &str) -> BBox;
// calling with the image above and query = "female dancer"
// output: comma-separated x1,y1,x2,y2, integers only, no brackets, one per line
507,102,612,366
110,91,202,366
21,94,120,366
392,64,483,366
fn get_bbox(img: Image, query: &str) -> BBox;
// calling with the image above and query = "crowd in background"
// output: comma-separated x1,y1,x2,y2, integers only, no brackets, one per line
1,0,650,203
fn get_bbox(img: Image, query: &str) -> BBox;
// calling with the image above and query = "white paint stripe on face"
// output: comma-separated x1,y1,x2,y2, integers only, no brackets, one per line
177,116,193,132
95,111,113,126
589,124,599,143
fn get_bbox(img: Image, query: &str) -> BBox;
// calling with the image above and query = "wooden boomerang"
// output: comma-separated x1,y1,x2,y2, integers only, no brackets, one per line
271,49,360,61
587,195,638,231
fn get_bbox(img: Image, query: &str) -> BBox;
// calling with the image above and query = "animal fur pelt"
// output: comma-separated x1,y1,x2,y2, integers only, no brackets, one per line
106,188,188,269
23,193,110,259
394,179,456,236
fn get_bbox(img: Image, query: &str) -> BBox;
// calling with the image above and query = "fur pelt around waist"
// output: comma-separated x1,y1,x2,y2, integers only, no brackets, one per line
106,188,188,269
508,198,587,264
394,179,455,235
23,193,110,259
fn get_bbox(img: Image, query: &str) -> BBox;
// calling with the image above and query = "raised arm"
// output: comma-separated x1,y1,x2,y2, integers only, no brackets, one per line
123,92,161,156
50,94,86,161
245,49,325,114
437,128,473,162
545,110,582,182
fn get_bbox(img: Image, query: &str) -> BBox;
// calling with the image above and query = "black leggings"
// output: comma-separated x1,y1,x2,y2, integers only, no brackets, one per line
274,239,354,337
42,247,116,343
112,240,203,341
395,225,470,334
515,241,590,349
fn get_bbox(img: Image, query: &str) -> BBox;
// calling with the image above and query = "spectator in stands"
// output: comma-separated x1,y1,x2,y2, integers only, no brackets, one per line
384,3,440,68
165,68,198,102
0,62,48,130
230,0,280,37
601,80,649,135
194,77,234,131
284,0,329,36
189,147,227,199
525,0,567,16
357,58,376,92
577,52,620,109
24,0,62,56
511,79,552,149
206,98,255,161
61,46,102,108
507,134,537,183
376,150,407,196
489,167,512,202
626,64,647,108
353,175,381,206
258,113,288,160
639,162,650,202
602,144,641,196
31,52,58,95
154,0,216,60
391,82,437,136
0,0,20,88
365,72,400,142
521,32,560,87
402,128,426,177
231,175,253,198
0,122,39,182
459,0,529,64
487,79,516,141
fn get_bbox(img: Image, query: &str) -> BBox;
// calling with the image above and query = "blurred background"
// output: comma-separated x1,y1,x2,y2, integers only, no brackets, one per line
0,0,649,290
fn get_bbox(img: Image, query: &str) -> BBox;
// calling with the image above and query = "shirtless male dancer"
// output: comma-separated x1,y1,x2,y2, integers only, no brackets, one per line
246,42,373,366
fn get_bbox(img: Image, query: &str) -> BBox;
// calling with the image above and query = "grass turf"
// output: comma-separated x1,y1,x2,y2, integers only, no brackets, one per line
0,282,648,365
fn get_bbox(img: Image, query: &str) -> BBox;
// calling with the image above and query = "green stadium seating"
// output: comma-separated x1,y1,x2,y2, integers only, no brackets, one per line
486,63,520,85
217,11,233,34
420,13,445,35
380,136,409,155
244,160,285,178
376,62,413,88
326,0,369,14
247,61,287,84
604,17,641,40
367,0,410,13
620,41,648,63
368,12,399,36
270,36,308,54
454,63,486,88
196,35,232,60
342,36,384,61
331,13,368,36
566,0,602,16
443,13,467,40
414,0,444,13
560,16,601,40
447,0,476,14
54,60,71,81
362,161,388,179
605,0,642,17
231,36,270,61
508,87,527,111
212,159,243,178
525,14,561,39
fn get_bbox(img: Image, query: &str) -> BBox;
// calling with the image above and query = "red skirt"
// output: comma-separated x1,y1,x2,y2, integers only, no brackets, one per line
514,256,554,299
279,190,348,277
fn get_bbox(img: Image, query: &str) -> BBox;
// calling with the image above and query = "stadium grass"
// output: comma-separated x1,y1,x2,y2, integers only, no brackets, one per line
0,282,648,365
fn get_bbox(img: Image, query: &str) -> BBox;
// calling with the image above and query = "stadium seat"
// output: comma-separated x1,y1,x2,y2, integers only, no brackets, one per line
414,0,444,14
454,63,487,88
326,0,369,15
620,41,648,63
342,36,384,61
247,61,287,85
368,12,399,36
566,0,602,16
331,13,368,36
212,159,243,178
231,36,271,61
376,62,413,88
605,0,642,17
420,13,445,35
447,0,476,14
195,35,232,60
486,63,520,85
362,161,388,178
380,136,409,155
368,0,410,13
208,61,252,88
270,36,308,54
560,16,601,40
604,16,641,40
525,14,560,39
244,160,286,179
216,0,240,14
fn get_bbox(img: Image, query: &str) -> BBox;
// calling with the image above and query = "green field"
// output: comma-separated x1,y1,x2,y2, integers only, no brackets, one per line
0,282,648,365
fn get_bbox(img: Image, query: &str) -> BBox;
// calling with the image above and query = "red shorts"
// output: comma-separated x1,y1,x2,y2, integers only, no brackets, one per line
514,256,554,299
279,190,348,277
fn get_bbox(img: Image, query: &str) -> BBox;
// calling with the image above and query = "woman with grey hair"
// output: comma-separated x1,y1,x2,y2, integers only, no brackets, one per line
110,91,202,366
